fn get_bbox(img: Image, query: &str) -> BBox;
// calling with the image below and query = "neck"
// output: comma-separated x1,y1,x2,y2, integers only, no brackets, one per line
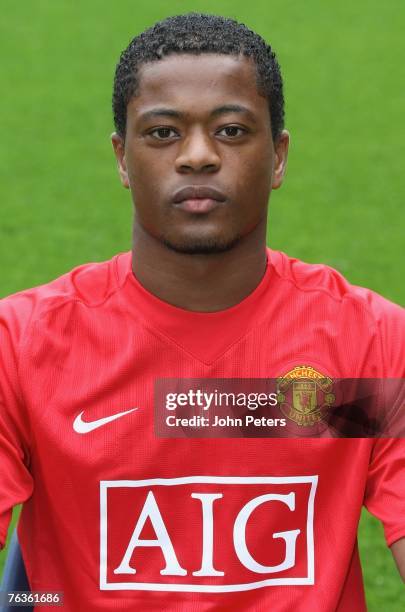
131,223,268,312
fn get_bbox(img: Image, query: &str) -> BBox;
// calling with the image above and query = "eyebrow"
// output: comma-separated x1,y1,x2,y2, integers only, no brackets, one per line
138,104,257,123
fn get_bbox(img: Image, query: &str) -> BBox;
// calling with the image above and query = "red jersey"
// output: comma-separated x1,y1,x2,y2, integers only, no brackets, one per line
0,249,404,611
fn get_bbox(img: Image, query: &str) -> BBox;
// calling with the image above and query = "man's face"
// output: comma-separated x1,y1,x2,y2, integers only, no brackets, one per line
112,53,289,254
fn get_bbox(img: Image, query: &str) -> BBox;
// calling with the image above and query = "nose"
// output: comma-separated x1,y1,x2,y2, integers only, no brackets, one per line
175,128,221,173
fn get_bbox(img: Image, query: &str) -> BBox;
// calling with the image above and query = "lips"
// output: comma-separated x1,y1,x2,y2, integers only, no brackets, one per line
172,185,227,214
172,185,227,203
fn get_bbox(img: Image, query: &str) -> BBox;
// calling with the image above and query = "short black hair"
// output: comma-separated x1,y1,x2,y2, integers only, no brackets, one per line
112,13,285,142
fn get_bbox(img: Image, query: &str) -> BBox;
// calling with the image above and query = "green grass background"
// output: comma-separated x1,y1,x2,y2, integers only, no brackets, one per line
0,0,404,608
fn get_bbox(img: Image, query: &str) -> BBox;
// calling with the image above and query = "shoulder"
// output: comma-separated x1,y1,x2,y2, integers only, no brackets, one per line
0,253,127,341
269,249,405,375
269,248,403,314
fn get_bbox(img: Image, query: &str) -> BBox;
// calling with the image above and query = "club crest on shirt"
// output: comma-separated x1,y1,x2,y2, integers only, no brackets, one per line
276,366,335,426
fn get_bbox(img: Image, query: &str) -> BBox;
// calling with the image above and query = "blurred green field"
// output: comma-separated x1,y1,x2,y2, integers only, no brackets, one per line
0,0,404,609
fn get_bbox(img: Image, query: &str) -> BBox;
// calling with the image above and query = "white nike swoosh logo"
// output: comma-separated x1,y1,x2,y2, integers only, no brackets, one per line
73,408,138,434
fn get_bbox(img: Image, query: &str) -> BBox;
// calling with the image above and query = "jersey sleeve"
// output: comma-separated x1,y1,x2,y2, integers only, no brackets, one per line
0,293,35,549
364,438,405,546
363,292,405,547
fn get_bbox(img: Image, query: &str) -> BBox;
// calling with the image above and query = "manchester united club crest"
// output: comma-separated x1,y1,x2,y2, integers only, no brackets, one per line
277,366,335,427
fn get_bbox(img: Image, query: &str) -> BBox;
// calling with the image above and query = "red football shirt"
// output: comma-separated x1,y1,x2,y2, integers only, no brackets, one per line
0,249,404,611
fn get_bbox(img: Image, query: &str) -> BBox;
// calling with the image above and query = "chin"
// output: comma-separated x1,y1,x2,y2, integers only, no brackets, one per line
161,234,242,255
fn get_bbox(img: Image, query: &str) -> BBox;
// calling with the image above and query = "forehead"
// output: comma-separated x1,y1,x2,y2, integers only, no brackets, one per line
130,54,269,120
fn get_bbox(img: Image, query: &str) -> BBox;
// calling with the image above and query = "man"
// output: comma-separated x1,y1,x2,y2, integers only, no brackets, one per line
0,12,404,611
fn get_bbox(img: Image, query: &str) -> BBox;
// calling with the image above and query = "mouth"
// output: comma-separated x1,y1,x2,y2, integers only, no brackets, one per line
175,198,222,214
172,185,227,214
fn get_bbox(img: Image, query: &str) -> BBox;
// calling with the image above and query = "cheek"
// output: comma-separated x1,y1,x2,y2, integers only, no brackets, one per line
126,148,149,183
126,148,166,204
232,149,273,199
129,142,175,177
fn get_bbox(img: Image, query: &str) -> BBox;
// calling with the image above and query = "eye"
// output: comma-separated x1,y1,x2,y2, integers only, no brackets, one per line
148,127,179,140
217,125,247,138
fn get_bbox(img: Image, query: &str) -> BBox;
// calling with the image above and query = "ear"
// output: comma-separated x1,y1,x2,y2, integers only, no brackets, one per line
272,130,290,190
111,133,130,189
